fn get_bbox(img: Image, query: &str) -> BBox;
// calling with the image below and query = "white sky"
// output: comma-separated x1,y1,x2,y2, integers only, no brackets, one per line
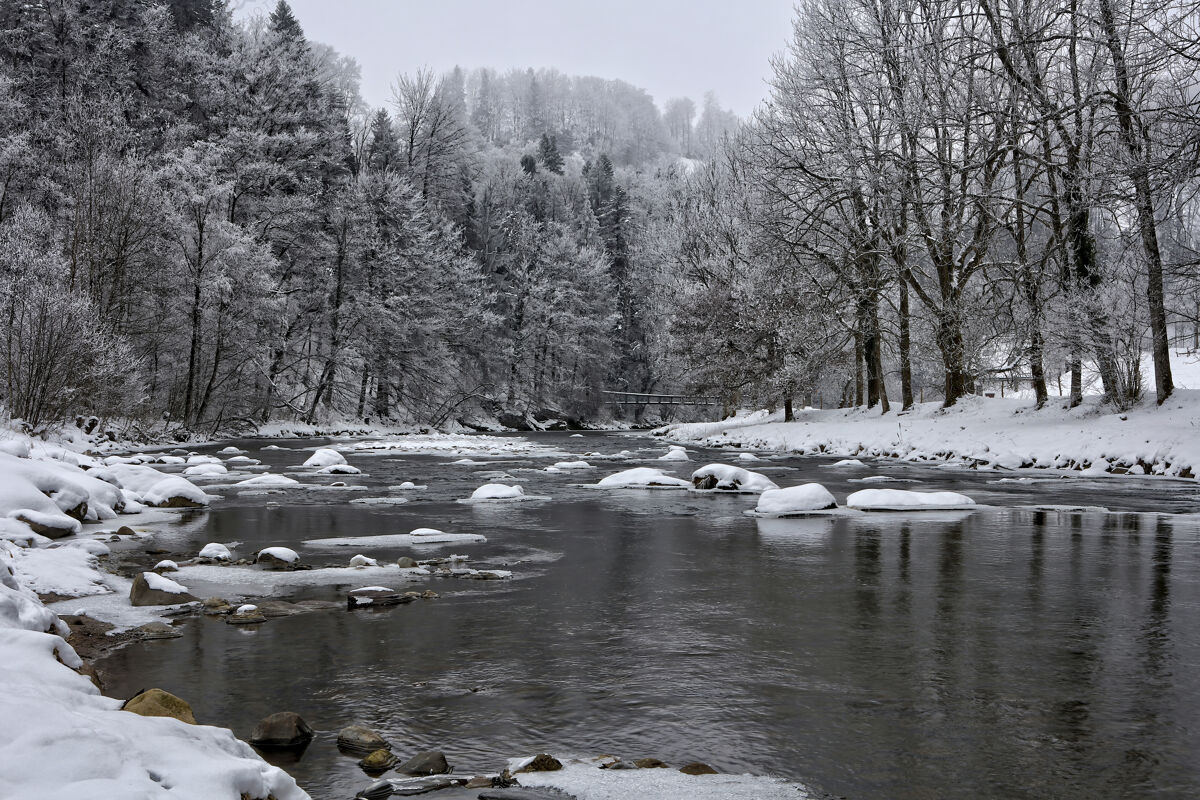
237,0,796,117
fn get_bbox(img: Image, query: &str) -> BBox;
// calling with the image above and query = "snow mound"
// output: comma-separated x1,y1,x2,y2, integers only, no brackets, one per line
235,474,299,487
349,554,378,568
303,449,347,468
551,460,593,470
257,546,299,563
690,464,779,493
752,484,839,516
217,447,246,455
595,467,691,489
657,445,691,462
461,483,550,502
736,452,761,462
184,462,227,476
348,497,410,506
142,476,211,507
824,458,867,468
199,542,232,561
315,464,361,475
846,489,976,510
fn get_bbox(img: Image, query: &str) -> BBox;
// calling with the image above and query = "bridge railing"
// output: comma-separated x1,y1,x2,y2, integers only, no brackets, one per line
600,390,720,406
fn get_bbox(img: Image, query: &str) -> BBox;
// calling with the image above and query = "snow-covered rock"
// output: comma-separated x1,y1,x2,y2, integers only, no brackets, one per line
595,467,691,489
199,542,232,561
691,464,779,493
657,445,691,462
186,455,222,466
469,483,525,500
846,488,976,510
826,458,867,468
217,447,246,455
315,464,361,475
106,463,209,508
256,547,300,568
349,554,378,568
550,460,593,470
302,449,347,468
184,462,228,476
305,529,487,547
142,476,210,508
235,473,299,487
754,484,839,516
737,452,761,462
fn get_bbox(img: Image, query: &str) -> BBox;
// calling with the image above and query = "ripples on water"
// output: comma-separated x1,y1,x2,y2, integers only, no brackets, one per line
98,434,1200,799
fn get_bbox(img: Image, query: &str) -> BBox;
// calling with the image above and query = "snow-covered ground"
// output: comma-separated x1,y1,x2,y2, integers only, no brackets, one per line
0,426,308,800
662,387,1200,478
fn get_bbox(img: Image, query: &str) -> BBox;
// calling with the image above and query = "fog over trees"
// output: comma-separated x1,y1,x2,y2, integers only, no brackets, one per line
1,0,1198,433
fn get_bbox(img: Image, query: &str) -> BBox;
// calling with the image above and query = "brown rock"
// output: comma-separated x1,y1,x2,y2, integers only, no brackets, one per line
14,513,76,539
122,688,196,724
249,712,314,748
117,526,136,536
358,748,397,773
516,753,562,773
396,750,450,776
679,762,718,775
337,724,390,755
465,776,494,788
396,556,419,568
129,572,198,606
634,758,669,768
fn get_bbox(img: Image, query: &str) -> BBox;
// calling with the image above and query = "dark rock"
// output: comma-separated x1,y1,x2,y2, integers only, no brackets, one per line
692,474,719,490
348,587,415,609
255,600,310,617
117,525,136,536
14,513,76,539
633,758,669,769
516,754,562,773
63,501,89,522
255,550,298,570
249,711,314,748
129,572,198,606
497,413,532,431
152,494,205,509
337,724,390,755
465,776,494,788
122,688,196,724
135,621,182,639
396,556,419,568
395,750,450,776
359,748,398,773
421,590,439,599
679,762,718,775
225,609,267,624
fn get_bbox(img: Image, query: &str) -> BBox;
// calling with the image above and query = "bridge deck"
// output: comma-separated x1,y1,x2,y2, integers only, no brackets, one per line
601,390,720,406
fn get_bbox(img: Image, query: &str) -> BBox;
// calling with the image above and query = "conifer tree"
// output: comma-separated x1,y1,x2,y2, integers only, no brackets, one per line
538,134,564,175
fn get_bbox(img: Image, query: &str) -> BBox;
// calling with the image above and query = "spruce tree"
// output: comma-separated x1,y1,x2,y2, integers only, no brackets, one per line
269,0,304,42
538,134,564,175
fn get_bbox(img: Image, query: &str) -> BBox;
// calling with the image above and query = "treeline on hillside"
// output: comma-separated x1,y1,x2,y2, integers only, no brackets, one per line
0,0,738,431
664,0,1200,415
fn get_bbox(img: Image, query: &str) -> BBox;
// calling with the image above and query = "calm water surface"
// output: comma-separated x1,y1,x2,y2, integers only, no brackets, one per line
98,433,1200,800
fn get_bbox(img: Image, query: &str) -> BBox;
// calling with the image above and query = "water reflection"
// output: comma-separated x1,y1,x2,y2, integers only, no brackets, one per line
96,436,1200,800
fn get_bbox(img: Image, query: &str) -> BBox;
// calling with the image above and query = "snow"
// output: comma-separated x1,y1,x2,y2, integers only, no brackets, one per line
257,546,299,563
142,571,191,594
198,542,232,560
736,452,761,462
661,378,1200,478
217,447,246,455
658,445,691,462
825,459,866,468
235,473,300,487
513,758,810,800
142,476,211,507
304,529,487,547
183,462,227,476
690,464,780,493
349,554,378,567
235,604,257,614
105,463,209,507
846,488,976,510
551,460,594,470
470,483,525,500
302,448,347,467
595,467,691,489
7,543,111,597
186,454,221,465
153,559,178,571
0,545,307,800
347,433,562,458
0,461,83,536
348,496,410,506
753,484,839,516
315,463,361,475
172,562,429,596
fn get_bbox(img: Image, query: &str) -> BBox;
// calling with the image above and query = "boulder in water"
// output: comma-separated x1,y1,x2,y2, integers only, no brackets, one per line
249,711,314,749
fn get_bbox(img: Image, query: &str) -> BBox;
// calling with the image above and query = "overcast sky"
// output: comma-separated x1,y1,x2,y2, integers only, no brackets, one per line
238,0,796,117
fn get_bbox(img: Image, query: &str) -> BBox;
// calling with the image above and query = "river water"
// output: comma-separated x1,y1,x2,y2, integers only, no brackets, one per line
97,432,1200,800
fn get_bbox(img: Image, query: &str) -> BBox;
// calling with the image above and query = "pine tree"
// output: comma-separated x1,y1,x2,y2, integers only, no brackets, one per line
366,108,399,174
269,0,304,42
520,154,538,176
538,134,564,175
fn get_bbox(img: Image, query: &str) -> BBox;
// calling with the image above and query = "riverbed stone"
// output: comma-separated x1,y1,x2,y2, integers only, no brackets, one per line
129,572,198,606
600,760,638,770
395,750,450,775
249,711,314,748
679,762,718,775
135,621,182,639
255,549,299,570
396,556,419,568
359,748,397,772
516,754,562,773
122,688,196,724
337,724,390,754
353,779,394,800
225,608,267,624
465,776,494,788
14,513,76,539
633,758,669,768
347,587,415,609
478,789,578,799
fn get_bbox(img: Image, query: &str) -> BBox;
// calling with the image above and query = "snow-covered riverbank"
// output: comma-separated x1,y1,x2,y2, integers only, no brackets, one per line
0,428,307,800
660,390,1200,478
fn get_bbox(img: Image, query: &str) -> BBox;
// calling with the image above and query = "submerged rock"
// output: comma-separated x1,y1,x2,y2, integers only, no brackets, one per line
354,779,394,800
122,688,196,724
395,750,450,775
249,711,314,748
347,587,415,609
337,724,390,755
358,748,398,773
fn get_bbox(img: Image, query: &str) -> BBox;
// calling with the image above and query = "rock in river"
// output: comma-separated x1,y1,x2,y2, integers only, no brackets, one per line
249,711,314,748
337,724,390,755
516,753,563,773
129,571,198,606
679,761,718,775
395,750,450,775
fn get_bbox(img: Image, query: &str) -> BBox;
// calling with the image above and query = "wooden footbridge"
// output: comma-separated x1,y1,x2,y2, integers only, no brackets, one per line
601,390,720,407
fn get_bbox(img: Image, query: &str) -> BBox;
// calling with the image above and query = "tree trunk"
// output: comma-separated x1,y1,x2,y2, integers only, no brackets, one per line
899,271,913,410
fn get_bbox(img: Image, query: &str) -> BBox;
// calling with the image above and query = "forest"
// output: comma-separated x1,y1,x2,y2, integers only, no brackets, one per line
1,0,1198,433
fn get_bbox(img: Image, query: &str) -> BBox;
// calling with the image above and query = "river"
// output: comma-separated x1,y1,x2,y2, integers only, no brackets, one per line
96,432,1200,799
